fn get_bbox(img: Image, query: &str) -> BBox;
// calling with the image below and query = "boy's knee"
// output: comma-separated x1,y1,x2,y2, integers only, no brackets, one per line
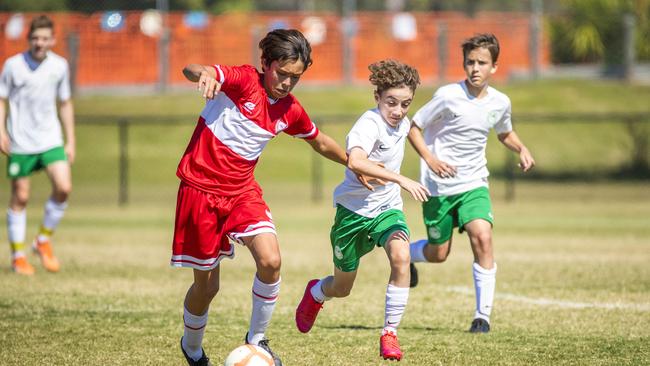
470,232,492,249
424,242,450,263
53,185,72,201
391,250,411,268
258,253,281,273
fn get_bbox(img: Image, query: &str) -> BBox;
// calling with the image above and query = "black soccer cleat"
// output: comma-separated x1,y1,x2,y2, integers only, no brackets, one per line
469,318,490,333
409,263,419,288
245,332,283,366
180,337,212,366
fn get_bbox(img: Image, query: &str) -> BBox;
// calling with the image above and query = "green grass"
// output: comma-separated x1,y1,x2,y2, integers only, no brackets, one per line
0,80,649,365
0,181,648,365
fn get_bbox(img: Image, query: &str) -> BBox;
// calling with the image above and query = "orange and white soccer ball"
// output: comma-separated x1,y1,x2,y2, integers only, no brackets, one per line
224,344,274,366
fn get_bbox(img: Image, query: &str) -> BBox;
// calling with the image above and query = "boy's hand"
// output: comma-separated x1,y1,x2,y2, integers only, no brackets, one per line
398,177,431,202
428,158,456,178
518,147,535,172
198,71,221,100
0,134,10,156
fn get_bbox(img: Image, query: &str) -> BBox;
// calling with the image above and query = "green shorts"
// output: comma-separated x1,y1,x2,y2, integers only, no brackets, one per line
330,205,410,272
422,186,493,245
7,146,67,178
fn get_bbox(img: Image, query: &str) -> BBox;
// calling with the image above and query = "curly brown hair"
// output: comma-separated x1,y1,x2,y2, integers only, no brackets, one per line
368,59,420,95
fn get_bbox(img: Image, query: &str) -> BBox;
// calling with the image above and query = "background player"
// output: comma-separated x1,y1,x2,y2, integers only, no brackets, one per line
0,15,75,275
407,33,535,333
295,59,429,361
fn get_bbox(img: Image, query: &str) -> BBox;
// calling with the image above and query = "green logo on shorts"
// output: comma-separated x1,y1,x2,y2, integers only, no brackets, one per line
8,162,20,177
334,246,343,260
428,226,441,240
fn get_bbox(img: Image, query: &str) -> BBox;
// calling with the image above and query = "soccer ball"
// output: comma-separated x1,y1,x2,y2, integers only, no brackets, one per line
224,344,274,366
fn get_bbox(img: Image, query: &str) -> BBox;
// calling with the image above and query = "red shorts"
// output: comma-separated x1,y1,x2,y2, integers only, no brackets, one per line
170,182,276,270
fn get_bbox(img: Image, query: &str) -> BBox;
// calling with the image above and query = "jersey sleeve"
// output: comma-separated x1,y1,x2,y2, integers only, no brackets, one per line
57,60,72,102
346,114,379,155
0,62,10,99
412,90,445,129
494,99,513,134
283,105,319,139
212,64,255,95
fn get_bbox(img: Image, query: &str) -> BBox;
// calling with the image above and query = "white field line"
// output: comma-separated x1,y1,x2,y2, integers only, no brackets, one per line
445,286,650,312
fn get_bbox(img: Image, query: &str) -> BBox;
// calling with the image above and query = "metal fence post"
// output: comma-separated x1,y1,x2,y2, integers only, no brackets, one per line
66,32,79,95
118,119,129,206
623,13,636,82
437,22,448,82
529,0,542,79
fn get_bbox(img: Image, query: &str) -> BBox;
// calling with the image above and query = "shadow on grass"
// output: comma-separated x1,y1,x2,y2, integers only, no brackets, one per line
320,324,445,332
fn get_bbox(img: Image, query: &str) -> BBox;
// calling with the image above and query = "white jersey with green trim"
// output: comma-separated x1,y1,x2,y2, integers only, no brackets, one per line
0,51,71,154
333,108,409,218
412,81,513,196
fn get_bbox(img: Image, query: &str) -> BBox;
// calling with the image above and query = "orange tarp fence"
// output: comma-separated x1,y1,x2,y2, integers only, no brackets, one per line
0,11,549,87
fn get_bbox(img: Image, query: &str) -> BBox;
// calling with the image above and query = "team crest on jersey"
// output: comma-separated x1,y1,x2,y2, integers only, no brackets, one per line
243,101,256,113
275,120,288,133
487,110,499,124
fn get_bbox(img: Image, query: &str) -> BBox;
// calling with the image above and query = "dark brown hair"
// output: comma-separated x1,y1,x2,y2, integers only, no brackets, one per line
368,59,420,95
259,29,313,71
29,15,54,37
462,33,500,63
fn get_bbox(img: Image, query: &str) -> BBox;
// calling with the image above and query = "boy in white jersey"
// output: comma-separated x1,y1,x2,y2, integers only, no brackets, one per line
407,33,535,333
0,15,75,275
295,60,430,361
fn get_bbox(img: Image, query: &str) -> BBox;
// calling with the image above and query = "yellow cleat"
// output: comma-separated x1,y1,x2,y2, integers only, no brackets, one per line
33,239,60,273
12,257,35,275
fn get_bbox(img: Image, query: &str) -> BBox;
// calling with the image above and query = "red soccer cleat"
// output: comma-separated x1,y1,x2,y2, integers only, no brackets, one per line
295,279,323,333
380,331,402,361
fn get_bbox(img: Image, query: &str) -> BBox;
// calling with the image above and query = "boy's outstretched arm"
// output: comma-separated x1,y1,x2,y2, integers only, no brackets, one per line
347,147,430,202
183,64,220,99
306,132,377,191
407,123,456,178
498,131,535,172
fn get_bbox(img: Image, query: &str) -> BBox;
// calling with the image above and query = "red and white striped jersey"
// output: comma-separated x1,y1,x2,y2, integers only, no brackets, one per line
177,64,319,196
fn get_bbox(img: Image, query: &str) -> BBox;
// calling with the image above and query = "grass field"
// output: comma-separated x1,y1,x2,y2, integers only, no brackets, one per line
0,80,649,365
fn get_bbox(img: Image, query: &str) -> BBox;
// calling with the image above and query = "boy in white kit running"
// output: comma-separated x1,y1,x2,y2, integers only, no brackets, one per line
407,33,535,333
295,59,430,361
0,15,75,275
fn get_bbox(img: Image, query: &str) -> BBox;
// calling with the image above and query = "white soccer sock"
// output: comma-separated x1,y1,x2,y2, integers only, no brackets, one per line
473,262,497,322
310,278,331,303
7,209,27,258
409,239,428,263
247,275,280,345
383,284,409,335
39,199,67,241
182,307,208,362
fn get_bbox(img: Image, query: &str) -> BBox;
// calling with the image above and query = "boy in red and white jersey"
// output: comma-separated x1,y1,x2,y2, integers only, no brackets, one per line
173,29,365,366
